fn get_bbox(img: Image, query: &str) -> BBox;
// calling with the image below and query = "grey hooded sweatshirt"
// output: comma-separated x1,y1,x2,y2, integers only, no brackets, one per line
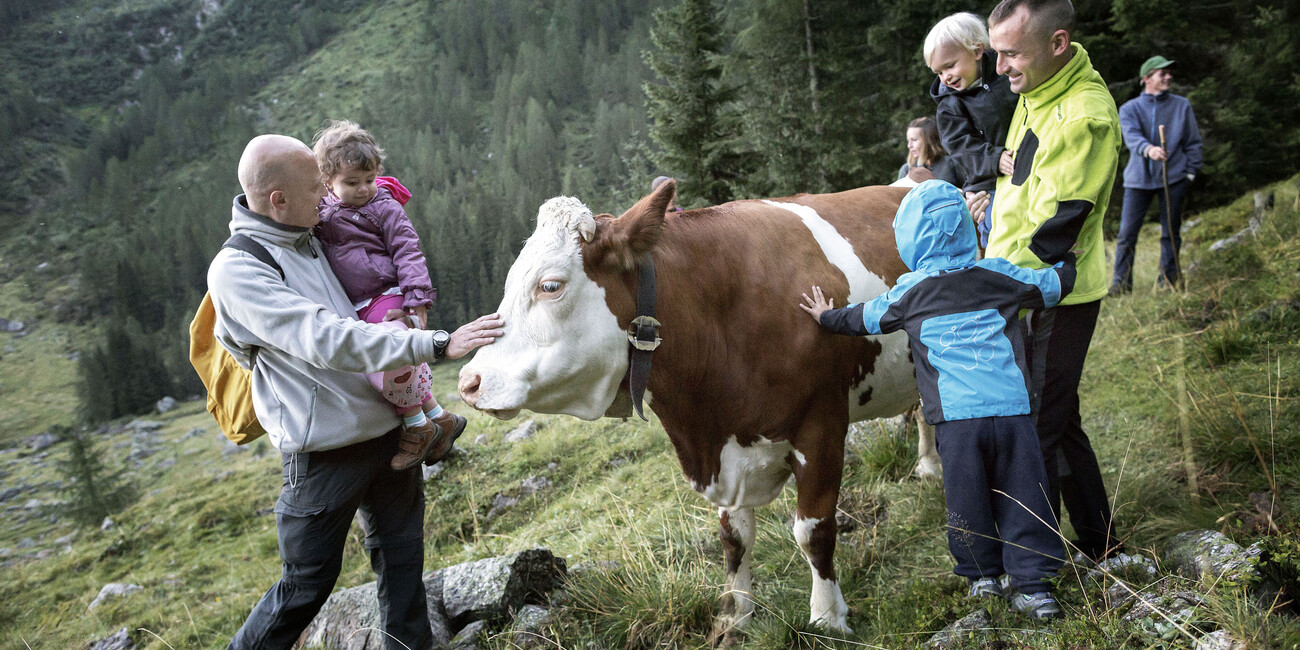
208,195,440,453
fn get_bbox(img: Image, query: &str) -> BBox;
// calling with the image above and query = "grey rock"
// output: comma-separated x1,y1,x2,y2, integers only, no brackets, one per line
1087,552,1159,584
29,432,58,451
1122,580,1208,640
184,427,207,439
487,494,519,520
223,440,249,456
438,548,567,629
923,608,992,649
88,583,144,611
521,475,552,495
125,419,165,432
0,487,18,503
155,396,177,414
102,517,115,531
510,604,552,647
1196,629,1247,650
504,421,538,443
448,620,488,650
88,627,135,650
0,318,25,333
569,560,621,577
473,434,489,446
17,538,35,549
22,499,41,510
1165,530,1261,584
422,462,444,481
299,579,450,649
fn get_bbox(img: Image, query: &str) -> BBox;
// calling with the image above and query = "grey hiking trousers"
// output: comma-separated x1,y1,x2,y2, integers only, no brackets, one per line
228,428,433,650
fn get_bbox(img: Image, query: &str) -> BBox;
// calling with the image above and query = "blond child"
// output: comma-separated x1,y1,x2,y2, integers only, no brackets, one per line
312,120,465,470
924,12,1019,248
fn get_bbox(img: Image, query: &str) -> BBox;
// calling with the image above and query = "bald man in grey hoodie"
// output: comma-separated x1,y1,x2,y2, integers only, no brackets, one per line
211,134,503,649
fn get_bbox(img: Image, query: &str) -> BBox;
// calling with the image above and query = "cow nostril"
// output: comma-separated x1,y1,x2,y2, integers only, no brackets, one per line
459,372,482,404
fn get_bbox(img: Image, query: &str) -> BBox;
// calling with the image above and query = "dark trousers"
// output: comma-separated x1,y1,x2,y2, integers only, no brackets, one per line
1112,179,1191,289
229,430,433,650
936,415,1064,594
1026,301,1119,561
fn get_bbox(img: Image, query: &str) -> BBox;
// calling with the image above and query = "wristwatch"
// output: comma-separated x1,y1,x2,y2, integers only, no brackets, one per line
432,330,450,360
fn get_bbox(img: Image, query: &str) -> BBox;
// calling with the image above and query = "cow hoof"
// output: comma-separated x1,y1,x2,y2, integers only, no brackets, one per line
708,623,745,648
913,457,942,480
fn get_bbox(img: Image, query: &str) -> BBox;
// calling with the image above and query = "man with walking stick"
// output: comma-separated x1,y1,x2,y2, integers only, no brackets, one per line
1110,55,1203,294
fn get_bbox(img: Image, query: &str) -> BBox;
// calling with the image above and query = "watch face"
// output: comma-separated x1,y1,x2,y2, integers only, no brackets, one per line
433,330,450,346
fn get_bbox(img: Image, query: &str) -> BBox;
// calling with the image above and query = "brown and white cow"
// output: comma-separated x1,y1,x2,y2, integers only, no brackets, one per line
458,180,938,637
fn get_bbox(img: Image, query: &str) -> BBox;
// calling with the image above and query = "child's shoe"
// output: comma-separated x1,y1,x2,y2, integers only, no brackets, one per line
424,411,467,465
1009,591,1061,620
967,577,1004,599
391,420,444,470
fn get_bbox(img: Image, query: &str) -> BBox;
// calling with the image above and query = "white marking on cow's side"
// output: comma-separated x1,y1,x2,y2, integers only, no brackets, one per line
718,506,757,630
695,436,794,509
762,200,890,303
847,329,919,422
793,516,852,632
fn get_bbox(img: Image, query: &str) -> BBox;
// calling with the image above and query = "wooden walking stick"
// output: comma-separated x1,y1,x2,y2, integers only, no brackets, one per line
1158,124,1181,289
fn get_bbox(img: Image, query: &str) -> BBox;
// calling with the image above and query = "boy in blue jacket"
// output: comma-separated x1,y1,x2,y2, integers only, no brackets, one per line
799,180,1072,619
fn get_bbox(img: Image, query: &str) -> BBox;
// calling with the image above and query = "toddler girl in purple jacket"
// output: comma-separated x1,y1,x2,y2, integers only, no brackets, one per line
312,120,466,470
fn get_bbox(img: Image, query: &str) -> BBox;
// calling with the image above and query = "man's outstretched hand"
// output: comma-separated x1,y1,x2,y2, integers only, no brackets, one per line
446,313,505,359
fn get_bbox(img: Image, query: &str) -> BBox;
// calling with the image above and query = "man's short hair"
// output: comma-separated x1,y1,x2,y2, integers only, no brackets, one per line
924,13,990,67
989,0,1075,39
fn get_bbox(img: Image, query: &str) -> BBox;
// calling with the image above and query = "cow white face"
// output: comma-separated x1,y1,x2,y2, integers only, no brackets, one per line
458,197,630,420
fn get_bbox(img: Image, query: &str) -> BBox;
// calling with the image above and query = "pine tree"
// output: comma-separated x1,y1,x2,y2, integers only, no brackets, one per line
643,0,754,206
54,426,137,528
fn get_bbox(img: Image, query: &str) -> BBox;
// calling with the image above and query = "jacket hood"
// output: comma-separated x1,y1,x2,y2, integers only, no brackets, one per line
230,195,313,251
893,180,978,272
928,50,1000,101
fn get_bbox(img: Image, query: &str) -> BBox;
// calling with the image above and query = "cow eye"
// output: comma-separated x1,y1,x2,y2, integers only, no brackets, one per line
536,279,565,299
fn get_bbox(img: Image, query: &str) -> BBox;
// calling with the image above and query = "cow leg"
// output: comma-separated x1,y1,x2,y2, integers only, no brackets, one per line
792,425,852,632
711,506,756,646
914,416,941,479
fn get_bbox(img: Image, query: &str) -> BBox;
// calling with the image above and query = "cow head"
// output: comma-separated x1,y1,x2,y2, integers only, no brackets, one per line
458,181,674,420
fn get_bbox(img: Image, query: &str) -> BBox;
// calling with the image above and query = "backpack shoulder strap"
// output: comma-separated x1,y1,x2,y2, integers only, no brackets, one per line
222,234,285,281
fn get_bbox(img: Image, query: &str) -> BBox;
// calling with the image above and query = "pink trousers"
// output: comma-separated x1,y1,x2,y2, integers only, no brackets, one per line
359,293,433,412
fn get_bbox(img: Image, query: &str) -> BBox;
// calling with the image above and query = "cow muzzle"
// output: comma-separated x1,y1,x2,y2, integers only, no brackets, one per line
457,368,523,420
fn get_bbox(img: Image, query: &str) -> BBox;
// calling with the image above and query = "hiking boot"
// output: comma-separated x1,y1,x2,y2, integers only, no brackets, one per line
391,420,444,471
1107,284,1130,298
425,411,467,465
1009,591,1061,620
968,577,1004,599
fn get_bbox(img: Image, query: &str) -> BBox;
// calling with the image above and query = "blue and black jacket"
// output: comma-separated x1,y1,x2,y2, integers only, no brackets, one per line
819,180,1075,424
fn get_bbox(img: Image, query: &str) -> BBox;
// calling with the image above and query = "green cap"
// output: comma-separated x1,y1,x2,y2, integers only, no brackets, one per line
1139,55,1174,78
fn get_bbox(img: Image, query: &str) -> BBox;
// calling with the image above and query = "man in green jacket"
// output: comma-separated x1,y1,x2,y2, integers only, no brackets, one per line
968,0,1123,565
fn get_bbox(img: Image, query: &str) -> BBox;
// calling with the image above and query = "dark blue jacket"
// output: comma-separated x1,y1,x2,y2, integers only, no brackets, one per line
1119,91,1203,190
819,181,1075,424
930,50,1019,193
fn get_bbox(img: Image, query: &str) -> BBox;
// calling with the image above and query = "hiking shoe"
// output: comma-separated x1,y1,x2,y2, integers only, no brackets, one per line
968,577,1004,599
391,420,444,471
1009,592,1061,620
425,411,467,465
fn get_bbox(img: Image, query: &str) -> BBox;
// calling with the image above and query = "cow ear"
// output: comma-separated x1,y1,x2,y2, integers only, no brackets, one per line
583,182,670,271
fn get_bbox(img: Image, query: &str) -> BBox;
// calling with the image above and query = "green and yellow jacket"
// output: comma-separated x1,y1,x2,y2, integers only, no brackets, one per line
988,43,1119,306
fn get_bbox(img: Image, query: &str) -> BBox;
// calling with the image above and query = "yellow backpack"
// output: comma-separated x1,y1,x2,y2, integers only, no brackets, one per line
189,235,282,445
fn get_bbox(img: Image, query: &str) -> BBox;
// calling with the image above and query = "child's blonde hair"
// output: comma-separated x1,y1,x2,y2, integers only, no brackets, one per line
312,119,385,179
923,12,990,68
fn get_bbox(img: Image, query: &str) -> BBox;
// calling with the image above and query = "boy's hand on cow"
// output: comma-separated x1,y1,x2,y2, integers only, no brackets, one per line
799,286,834,323
446,313,506,360
999,150,1015,176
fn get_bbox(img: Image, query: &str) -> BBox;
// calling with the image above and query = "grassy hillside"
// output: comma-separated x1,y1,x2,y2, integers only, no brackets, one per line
1,178,1296,648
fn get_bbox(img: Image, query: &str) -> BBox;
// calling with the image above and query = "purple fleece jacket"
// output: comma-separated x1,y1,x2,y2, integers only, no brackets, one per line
314,187,435,310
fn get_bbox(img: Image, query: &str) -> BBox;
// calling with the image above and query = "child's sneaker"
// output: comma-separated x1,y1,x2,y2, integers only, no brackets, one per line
967,577,1004,599
391,420,444,470
1009,591,1061,620
425,411,467,465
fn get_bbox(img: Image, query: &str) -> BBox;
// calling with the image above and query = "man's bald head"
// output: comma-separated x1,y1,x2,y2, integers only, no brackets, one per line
237,134,326,227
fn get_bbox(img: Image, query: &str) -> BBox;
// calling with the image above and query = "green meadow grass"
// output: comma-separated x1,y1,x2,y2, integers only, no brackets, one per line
1,179,1297,648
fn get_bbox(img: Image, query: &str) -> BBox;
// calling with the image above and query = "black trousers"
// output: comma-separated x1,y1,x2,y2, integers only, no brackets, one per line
936,415,1064,594
229,430,433,650
1026,300,1120,561
1112,179,1192,289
